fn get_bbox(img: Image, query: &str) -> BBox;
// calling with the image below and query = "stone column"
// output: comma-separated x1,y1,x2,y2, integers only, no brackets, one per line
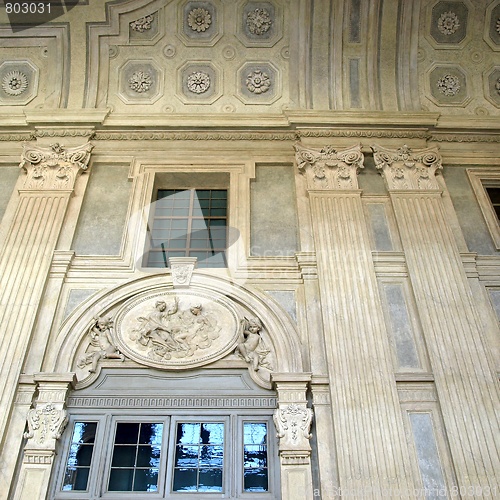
272,373,314,500
0,142,92,452
295,144,416,496
373,144,500,491
12,373,76,500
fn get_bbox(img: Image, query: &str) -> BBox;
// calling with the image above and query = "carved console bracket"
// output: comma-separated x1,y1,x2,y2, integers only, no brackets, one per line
371,144,443,190
272,373,314,500
294,143,364,190
19,141,93,191
23,373,76,462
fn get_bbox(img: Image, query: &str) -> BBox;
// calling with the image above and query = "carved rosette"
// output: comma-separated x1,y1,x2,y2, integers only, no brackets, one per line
20,142,93,191
295,143,364,190
372,144,443,190
114,289,240,370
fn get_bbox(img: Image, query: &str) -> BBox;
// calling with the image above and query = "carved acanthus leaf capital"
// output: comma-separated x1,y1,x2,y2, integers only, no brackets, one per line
294,143,364,190
20,141,93,191
371,144,443,190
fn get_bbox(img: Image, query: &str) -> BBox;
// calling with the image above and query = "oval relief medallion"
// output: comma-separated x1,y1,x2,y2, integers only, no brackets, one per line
115,289,239,369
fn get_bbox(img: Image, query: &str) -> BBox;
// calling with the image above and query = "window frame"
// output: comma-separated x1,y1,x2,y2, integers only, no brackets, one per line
53,411,278,500
467,168,500,250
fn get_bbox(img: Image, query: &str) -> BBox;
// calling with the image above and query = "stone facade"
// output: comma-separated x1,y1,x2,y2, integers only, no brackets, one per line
0,1,499,499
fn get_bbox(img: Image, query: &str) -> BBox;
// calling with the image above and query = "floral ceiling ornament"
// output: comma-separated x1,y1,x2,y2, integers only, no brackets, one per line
128,70,153,93
130,15,154,32
188,7,211,32
496,78,500,96
437,11,460,35
496,18,500,35
247,8,272,35
246,70,271,94
437,74,460,96
2,70,28,96
187,71,211,93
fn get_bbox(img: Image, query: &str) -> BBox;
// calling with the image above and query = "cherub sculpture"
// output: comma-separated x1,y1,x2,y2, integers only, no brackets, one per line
235,317,270,371
77,316,125,373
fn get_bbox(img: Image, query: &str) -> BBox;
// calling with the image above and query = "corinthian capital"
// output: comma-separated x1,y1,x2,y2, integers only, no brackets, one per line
294,143,364,190
371,144,442,190
20,141,93,191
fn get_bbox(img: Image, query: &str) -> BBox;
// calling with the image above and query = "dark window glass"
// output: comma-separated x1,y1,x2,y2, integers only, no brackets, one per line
145,189,228,268
243,422,268,492
173,422,224,492
108,422,163,492
62,422,98,491
486,187,500,221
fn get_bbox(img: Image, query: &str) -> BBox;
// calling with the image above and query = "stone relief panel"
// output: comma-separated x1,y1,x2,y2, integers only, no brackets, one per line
0,60,38,105
118,59,163,104
177,61,221,103
236,61,280,104
236,0,283,48
178,0,222,46
114,289,240,370
428,0,470,47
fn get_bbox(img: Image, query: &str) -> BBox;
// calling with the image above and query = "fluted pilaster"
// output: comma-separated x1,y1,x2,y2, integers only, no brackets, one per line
296,144,416,497
0,142,92,456
374,144,500,491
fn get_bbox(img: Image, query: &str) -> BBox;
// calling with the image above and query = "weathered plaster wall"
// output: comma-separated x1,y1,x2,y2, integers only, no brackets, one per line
72,164,131,255
0,167,18,223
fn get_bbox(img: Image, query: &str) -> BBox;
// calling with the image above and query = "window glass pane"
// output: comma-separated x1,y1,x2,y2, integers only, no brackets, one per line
173,422,224,492
62,422,97,491
108,422,163,492
145,189,227,268
243,422,268,492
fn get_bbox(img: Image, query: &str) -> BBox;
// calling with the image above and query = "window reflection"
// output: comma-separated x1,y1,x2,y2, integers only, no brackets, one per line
62,422,97,491
173,422,224,492
108,422,163,492
243,422,269,492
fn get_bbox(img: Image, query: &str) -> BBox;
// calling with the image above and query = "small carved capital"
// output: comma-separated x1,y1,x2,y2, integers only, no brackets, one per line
371,144,442,190
19,141,93,191
294,143,364,190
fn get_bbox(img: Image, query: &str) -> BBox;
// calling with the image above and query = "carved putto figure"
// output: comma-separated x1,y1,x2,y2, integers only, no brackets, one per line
77,316,125,373
129,298,221,361
235,317,272,371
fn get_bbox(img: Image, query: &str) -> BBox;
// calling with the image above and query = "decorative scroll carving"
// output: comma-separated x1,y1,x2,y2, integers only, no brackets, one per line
372,144,443,190
114,290,240,370
235,317,273,372
130,15,153,32
24,403,68,445
274,403,313,449
20,142,93,191
170,256,197,287
77,316,125,373
295,143,364,190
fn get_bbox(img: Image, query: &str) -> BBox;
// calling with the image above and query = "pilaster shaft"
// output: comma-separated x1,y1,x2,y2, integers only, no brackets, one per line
374,143,500,490
0,142,92,452
296,144,416,497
